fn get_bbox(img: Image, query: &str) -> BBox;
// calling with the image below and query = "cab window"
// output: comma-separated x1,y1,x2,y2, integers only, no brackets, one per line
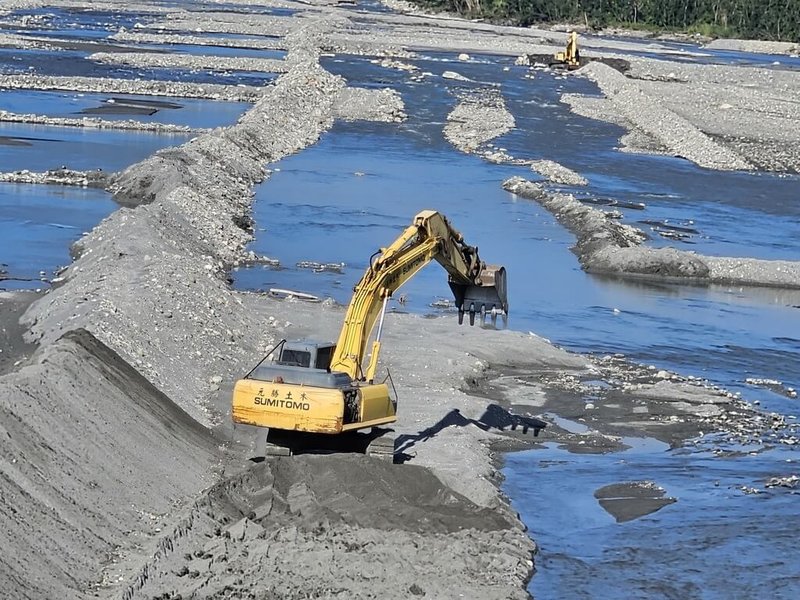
278,350,311,367
315,345,333,370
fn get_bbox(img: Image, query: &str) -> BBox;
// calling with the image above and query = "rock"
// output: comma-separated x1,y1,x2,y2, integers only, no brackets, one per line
442,70,470,81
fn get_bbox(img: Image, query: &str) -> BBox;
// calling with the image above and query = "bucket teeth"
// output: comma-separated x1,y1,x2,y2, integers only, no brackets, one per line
449,265,508,326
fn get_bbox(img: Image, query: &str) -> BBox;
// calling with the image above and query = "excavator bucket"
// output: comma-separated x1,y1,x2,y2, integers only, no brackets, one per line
450,265,508,326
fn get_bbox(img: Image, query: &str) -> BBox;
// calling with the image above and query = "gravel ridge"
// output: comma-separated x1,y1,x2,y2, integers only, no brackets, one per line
574,61,752,171
444,88,515,153
89,51,290,74
0,73,262,101
20,20,394,423
504,176,800,288
566,58,800,172
0,330,219,600
0,109,199,133
0,168,109,187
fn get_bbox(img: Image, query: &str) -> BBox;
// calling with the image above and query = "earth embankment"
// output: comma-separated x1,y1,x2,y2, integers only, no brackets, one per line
0,329,218,600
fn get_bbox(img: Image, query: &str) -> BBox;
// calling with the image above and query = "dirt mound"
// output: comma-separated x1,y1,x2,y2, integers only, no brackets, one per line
0,329,218,600
267,455,514,533
119,456,531,600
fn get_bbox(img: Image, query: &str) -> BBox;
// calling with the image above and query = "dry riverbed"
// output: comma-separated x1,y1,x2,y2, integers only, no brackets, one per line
1,1,799,599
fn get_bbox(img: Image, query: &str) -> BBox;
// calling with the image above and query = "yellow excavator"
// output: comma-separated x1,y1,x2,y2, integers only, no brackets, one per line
552,30,581,70
231,210,508,459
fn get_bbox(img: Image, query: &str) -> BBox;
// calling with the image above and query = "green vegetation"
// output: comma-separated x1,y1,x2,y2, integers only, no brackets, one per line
411,0,800,41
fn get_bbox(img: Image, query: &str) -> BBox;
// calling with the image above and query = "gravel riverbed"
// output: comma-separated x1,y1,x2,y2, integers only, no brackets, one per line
1,1,799,599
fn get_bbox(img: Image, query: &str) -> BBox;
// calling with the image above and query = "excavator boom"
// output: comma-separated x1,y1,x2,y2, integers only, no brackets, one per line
329,210,508,380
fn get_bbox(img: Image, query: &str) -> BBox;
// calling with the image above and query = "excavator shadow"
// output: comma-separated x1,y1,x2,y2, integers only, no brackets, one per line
394,405,547,464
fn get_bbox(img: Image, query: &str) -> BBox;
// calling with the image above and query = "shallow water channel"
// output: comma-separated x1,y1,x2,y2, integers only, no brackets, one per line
505,436,800,599
239,50,800,400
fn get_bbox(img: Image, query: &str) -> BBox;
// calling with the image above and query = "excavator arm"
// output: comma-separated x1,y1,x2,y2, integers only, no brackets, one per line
329,210,508,382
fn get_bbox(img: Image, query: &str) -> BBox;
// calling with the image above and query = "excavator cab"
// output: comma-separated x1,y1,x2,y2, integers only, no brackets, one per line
275,340,335,370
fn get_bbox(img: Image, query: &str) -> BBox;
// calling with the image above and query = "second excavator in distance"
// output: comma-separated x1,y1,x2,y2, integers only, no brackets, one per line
552,30,581,70
231,210,508,459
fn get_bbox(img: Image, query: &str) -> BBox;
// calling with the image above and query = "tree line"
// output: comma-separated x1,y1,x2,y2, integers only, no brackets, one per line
411,0,800,41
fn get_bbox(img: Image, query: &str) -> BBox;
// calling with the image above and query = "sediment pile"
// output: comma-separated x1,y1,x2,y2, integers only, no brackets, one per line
704,38,799,55
444,88,515,153
530,159,588,186
0,73,261,101
116,456,533,600
88,51,290,74
0,109,200,133
566,61,753,171
0,330,218,600
0,168,109,187
109,30,286,50
566,58,800,172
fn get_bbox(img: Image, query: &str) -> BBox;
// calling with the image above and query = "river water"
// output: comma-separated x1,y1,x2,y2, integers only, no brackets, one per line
1,4,798,598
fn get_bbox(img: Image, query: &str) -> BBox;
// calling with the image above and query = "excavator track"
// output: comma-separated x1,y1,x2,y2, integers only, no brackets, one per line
365,431,396,462
262,427,396,462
